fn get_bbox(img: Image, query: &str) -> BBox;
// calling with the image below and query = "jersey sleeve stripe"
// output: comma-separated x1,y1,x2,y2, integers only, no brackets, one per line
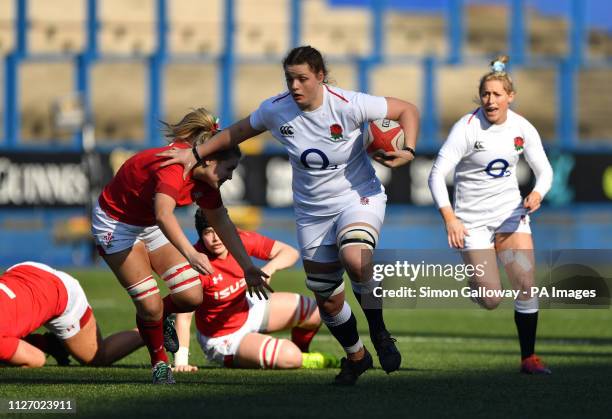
325,85,349,102
467,107,480,124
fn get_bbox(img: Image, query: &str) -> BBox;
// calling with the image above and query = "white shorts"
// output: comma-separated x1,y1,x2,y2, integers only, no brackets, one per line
196,295,270,365
91,204,169,255
463,210,532,250
297,192,387,263
11,263,93,340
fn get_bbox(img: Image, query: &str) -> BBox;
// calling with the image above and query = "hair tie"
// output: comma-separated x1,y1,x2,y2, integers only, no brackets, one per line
492,60,506,73
212,116,220,134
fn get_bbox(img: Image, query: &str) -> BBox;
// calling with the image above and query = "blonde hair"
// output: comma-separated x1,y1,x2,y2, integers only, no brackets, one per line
161,108,219,146
478,55,515,95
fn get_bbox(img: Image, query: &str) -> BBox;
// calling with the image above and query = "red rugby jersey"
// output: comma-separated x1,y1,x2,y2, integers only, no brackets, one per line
0,263,68,361
194,231,275,337
99,142,223,226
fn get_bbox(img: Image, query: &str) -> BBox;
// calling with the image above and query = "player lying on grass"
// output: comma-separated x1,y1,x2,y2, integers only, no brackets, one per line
171,209,338,371
0,262,143,368
91,108,269,384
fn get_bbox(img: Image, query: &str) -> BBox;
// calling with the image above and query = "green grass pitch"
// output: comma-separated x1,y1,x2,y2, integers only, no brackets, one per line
1,269,611,418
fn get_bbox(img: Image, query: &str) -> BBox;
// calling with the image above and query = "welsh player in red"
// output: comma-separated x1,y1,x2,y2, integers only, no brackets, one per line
91,108,270,384
171,209,338,371
0,262,142,368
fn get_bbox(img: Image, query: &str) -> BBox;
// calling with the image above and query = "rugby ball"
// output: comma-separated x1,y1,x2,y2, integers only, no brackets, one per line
364,119,405,155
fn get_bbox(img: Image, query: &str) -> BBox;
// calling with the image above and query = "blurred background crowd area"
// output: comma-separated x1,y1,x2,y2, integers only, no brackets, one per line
0,0,610,266
0,0,610,148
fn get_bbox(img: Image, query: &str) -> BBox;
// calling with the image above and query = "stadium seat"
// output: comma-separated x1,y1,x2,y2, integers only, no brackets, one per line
28,0,85,54
511,68,556,141
370,64,421,107
164,63,218,126
19,61,74,142
302,0,371,57
168,0,223,55
91,62,146,142
98,0,155,55
0,0,15,55
236,0,289,57
527,11,569,57
385,13,447,57
578,69,612,141
464,4,508,56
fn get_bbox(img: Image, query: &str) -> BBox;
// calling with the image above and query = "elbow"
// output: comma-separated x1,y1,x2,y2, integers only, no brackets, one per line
288,247,300,266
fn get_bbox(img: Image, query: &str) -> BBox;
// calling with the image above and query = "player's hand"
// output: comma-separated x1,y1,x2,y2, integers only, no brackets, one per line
187,251,214,275
172,364,198,373
523,191,542,214
445,218,469,249
156,147,197,180
372,149,414,168
244,265,272,300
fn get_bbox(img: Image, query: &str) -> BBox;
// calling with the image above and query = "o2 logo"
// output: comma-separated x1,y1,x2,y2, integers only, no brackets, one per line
300,149,338,170
485,158,511,178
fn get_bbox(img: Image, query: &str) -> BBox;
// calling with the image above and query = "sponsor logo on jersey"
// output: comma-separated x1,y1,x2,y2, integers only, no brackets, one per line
279,124,294,137
474,141,485,151
213,278,246,300
360,196,370,205
514,137,524,152
329,123,344,141
485,158,511,178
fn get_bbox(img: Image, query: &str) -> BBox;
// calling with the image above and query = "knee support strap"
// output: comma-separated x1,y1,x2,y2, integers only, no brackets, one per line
336,225,379,252
305,270,345,299
161,263,201,294
125,276,159,301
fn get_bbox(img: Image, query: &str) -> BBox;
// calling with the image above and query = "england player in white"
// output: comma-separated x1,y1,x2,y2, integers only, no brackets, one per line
158,45,419,385
428,55,553,374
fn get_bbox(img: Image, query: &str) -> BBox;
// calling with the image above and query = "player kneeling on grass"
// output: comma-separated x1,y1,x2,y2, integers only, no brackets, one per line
92,108,269,384
0,262,143,368
172,209,338,371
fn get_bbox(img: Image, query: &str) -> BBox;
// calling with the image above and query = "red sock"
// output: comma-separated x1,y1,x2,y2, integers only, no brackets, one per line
291,326,320,352
136,315,168,365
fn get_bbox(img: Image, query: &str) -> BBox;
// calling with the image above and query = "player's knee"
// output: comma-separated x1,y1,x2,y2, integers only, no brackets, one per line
258,337,297,369
479,296,503,310
161,263,201,298
275,340,302,369
305,269,345,301
294,295,320,328
170,286,203,311
125,276,161,319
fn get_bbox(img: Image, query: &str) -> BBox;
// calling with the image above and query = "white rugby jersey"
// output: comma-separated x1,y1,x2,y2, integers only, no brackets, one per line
428,108,553,227
250,85,387,215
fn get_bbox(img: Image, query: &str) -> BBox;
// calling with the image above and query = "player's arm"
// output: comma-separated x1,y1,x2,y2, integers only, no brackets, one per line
260,240,300,281
4,338,46,368
172,311,198,372
428,119,469,249
202,206,271,299
375,97,420,168
157,117,265,177
522,125,553,214
154,192,213,274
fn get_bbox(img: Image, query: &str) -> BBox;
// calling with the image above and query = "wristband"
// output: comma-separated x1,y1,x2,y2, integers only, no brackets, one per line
403,146,416,157
192,145,204,167
174,346,190,366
